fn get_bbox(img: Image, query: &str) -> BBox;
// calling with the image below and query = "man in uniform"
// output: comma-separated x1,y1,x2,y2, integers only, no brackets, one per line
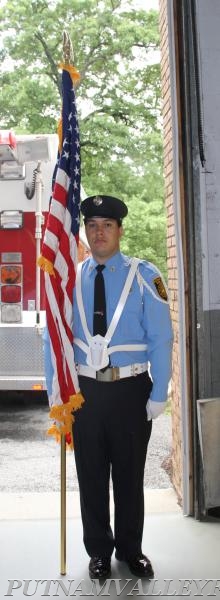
44,194,173,580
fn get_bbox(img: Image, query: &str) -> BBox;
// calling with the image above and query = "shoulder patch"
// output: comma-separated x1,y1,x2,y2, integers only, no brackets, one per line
153,276,168,301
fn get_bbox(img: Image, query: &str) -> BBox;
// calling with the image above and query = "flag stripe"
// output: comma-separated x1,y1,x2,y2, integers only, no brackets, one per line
55,167,70,191
49,199,66,224
52,182,68,207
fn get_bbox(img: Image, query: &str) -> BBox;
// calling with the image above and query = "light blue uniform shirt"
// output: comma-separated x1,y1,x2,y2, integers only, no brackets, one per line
73,251,173,403
43,251,173,404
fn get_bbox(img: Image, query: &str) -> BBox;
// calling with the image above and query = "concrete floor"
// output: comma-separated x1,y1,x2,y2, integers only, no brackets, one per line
1,489,220,599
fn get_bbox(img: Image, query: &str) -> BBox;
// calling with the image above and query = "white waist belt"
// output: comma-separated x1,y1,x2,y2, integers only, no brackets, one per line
76,362,148,382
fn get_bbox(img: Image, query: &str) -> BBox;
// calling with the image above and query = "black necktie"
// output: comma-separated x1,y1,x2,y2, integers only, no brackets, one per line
93,264,107,336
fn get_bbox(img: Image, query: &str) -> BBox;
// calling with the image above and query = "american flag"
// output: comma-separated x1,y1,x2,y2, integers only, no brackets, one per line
39,65,84,445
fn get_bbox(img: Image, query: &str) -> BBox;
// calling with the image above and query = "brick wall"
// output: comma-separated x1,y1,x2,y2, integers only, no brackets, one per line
159,0,183,502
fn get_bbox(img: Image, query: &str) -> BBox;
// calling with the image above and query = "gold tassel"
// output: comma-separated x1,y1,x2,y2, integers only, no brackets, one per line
47,392,85,449
37,256,55,276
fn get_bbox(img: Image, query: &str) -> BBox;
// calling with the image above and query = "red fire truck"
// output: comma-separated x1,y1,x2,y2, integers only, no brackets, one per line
0,130,58,392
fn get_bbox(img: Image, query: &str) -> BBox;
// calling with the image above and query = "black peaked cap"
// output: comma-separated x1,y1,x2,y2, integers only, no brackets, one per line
81,195,128,220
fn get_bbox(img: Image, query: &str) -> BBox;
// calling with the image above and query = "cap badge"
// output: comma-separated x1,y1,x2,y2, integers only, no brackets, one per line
93,196,103,206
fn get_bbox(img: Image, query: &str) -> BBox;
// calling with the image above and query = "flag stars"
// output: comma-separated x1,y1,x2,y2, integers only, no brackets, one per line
62,151,69,160
75,152,80,162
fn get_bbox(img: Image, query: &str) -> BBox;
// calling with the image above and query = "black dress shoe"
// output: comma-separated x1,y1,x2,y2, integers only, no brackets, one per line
115,552,154,578
89,556,111,579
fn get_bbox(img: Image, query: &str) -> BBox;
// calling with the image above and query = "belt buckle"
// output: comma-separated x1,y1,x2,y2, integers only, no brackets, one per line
112,367,120,381
96,367,120,382
96,368,111,382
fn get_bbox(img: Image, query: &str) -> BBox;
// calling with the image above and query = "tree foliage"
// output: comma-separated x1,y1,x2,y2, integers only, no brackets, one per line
0,0,167,275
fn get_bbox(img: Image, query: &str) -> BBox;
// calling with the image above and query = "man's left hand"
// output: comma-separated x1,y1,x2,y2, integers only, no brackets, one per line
147,400,166,420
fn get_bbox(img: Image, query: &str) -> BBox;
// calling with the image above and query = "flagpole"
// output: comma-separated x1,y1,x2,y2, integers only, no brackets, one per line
60,433,66,575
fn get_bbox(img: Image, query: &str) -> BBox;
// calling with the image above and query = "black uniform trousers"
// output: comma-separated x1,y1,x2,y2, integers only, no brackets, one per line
73,371,152,558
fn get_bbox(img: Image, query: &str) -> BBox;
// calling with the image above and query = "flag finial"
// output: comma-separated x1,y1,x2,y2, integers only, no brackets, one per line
63,31,74,65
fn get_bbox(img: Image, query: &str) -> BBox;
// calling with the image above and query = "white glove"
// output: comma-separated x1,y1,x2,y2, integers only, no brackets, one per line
147,400,166,420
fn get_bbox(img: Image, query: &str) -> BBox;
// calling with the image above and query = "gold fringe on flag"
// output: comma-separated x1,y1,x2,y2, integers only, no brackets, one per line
37,255,55,276
48,392,85,450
